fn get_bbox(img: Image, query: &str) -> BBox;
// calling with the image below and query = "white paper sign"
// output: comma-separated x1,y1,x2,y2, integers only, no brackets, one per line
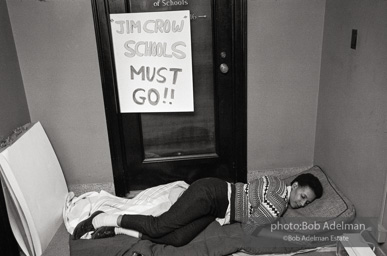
110,11,194,113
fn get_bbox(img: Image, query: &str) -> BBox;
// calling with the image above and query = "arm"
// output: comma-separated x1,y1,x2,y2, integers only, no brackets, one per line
244,176,287,234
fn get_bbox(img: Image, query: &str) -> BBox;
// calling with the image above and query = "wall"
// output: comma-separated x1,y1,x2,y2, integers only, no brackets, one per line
0,2,30,253
6,0,113,186
5,0,327,186
247,0,325,171
0,0,30,137
315,0,387,220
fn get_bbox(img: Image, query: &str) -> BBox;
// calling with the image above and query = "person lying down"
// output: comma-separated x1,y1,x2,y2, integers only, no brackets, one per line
72,174,323,247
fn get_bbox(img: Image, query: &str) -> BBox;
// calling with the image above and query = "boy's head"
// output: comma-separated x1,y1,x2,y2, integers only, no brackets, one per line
288,173,323,209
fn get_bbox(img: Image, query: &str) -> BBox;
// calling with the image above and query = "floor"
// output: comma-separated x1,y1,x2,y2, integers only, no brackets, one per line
40,223,70,256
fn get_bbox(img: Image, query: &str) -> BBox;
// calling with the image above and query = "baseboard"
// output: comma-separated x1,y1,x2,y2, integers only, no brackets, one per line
247,165,313,182
68,182,115,196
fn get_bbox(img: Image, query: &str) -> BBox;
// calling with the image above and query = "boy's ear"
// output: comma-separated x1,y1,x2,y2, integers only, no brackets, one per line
292,182,298,189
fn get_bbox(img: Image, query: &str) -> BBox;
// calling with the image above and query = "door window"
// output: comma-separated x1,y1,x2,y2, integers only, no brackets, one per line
128,0,216,160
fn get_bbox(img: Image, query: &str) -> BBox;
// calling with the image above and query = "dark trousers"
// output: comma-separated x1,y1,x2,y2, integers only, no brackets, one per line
120,177,229,246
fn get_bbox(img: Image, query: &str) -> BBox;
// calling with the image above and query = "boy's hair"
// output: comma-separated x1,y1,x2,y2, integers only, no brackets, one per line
291,173,323,199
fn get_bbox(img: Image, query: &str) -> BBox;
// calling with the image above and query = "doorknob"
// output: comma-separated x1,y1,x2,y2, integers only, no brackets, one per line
219,63,229,74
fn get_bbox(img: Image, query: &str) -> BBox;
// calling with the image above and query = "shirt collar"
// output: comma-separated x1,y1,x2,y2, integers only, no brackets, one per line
286,186,292,202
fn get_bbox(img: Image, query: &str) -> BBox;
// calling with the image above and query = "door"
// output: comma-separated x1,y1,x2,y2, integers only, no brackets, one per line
91,0,247,195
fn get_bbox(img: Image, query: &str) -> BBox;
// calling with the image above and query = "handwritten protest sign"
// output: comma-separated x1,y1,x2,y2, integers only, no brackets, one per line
110,11,194,113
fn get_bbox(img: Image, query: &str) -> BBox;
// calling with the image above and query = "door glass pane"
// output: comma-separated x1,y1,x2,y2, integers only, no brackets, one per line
128,0,215,159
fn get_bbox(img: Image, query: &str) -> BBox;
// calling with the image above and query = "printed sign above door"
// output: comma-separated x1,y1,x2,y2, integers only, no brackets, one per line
110,10,194,113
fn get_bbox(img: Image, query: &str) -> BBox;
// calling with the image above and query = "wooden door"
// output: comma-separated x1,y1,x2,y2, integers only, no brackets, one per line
91,0,247,195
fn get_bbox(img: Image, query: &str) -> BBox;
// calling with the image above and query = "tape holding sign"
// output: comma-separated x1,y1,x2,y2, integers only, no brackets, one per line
110,10,194,113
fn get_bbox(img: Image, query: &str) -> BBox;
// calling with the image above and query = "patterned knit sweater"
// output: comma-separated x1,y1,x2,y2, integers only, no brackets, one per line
232,175,288,230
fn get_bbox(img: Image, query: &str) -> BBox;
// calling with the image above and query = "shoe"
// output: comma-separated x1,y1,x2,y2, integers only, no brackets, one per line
91,226,116,239
72,211,104,240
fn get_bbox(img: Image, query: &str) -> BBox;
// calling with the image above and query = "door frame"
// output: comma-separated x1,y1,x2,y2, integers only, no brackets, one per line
91,0,247,196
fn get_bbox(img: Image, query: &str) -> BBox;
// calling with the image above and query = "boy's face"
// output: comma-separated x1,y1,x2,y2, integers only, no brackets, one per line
288,182,316,209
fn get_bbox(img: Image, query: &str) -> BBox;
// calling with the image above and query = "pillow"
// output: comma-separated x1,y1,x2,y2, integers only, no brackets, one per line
280,165,356,233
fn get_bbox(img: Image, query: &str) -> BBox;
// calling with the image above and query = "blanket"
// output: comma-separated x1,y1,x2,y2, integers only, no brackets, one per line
70,222,244,256
64,181,188,237
70,221,323,256
66,182,313,256
66,168,347,256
